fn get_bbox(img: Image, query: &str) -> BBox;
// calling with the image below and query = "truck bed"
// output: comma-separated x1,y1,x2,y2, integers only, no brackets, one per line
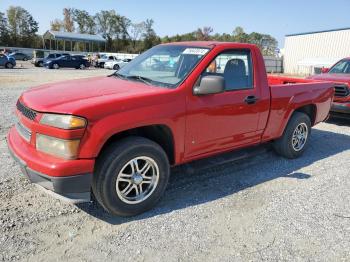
261,75,334,142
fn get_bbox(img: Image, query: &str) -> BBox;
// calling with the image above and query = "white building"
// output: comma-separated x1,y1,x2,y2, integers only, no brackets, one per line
284,28,350,75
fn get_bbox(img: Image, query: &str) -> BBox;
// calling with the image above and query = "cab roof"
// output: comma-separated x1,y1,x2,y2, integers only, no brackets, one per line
161,41,258,49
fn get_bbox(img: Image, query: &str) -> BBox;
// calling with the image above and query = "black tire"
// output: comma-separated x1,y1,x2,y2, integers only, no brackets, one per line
53,63,59,69
113,64,120,70
92,136,170,216
23,57,28,61
5,62,13,69
273,112,311,159
38,61,43,67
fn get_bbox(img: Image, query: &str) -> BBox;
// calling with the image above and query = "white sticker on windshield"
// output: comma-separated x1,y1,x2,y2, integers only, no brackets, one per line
182,48,209,56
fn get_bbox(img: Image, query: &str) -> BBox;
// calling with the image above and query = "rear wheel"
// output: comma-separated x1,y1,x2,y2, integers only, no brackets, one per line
273,112,311,159
113,64,120,70
23,57,28,61
79,63,86,69
38,61,43,67
5,62,13,69
92,137,170,216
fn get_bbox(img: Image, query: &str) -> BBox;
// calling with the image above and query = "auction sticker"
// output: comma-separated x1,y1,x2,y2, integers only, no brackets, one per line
182,48,209,55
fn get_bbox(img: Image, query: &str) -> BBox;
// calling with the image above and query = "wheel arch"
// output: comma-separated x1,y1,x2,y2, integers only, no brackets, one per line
97,124,176,165
293,104,317,126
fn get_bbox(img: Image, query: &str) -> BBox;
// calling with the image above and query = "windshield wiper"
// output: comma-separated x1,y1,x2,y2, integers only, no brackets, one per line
109,71,126,79
125,75,153,85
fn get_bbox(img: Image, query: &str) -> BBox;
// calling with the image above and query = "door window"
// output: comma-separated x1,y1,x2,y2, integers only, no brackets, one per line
204,50,253,90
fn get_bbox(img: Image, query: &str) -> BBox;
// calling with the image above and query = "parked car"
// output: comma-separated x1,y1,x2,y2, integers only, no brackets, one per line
7,42,334,217
0,54,16,69
104,58,132,70
151,58,177,71
9,52,31,61
32,53,70,67
307,58,350,118
96,55,117,68
44,54,90,69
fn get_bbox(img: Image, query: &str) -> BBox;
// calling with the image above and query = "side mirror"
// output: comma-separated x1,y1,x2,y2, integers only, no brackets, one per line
321,67,330,74
193,75,225,95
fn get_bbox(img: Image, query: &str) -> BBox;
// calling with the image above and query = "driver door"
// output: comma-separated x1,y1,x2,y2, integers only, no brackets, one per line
61,56,72,67
185,49,262,159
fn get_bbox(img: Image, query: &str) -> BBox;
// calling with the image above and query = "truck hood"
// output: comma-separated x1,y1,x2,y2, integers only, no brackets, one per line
308,73,350,83
20,76,168,115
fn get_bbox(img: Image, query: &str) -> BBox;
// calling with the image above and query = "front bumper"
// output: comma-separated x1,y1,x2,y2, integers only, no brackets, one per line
331,102,350,117
7,126,94,201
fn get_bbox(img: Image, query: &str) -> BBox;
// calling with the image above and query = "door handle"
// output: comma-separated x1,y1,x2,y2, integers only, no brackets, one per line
244,95,258,105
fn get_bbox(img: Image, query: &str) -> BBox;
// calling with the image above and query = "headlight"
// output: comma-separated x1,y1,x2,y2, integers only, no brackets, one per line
40,114,87,129
36,134,80,159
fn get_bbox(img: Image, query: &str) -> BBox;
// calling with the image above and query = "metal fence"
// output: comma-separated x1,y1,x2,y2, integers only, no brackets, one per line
263,56,283,73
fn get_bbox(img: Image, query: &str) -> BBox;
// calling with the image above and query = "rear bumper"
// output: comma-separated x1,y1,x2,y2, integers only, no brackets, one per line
331,102,350,115
7,126,94,201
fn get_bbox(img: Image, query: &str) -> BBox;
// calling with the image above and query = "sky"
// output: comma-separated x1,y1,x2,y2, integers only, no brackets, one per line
1,0,350,47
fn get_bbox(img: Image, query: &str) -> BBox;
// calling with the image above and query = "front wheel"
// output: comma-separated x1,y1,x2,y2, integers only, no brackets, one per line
5,62,13,69
113,64,120,70
92,137,170,216
273,112,311,159
52,63,59,69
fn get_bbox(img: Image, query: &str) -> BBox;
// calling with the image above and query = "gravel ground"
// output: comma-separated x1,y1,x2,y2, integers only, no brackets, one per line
0,62,349,261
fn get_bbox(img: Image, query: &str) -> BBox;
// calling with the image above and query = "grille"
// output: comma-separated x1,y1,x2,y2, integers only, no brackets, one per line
16,100,37,120
334,84,350,98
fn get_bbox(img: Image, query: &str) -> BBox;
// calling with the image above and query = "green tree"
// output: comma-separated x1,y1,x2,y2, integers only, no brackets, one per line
196,26,213,40
232,26,249,42
95,10,121,49
72,9,96,34
142,19,159,50
129,22,146,51
7,6,38,47
0,12,9,46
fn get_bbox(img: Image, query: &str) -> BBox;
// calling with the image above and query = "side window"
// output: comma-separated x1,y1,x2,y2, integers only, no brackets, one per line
204,50,253,91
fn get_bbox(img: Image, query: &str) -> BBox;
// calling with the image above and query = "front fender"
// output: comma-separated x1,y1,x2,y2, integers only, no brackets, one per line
78,97,187,164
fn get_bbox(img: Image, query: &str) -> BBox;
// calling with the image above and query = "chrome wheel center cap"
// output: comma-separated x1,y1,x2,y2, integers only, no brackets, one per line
132,173,143,185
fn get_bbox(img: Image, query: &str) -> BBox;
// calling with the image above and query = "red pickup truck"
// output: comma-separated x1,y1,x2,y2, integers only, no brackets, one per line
7,42,334,216
308,58,350,118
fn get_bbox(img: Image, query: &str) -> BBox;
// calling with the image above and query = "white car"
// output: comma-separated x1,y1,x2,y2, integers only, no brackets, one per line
97,55,118,68
104,58,132,70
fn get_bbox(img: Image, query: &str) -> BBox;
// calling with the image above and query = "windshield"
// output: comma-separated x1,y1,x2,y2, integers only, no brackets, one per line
329,59,350,74
117,45,210,88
